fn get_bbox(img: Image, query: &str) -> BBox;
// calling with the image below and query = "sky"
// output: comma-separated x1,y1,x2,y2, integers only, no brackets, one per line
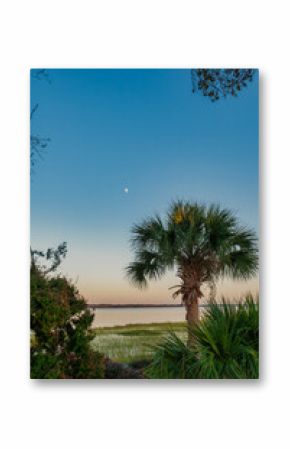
30,69,259,304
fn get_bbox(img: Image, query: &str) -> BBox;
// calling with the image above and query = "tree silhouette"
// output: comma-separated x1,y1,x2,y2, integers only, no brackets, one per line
30,69,51,174
191,69,256,102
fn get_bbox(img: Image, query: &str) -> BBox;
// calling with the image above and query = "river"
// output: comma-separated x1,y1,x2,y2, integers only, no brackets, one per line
91,306,187,328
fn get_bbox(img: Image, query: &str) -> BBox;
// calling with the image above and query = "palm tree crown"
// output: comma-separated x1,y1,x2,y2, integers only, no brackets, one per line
126,201,258,309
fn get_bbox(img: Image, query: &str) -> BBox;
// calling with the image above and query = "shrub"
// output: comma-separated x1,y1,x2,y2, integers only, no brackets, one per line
193,297,259,379
30,245,104,379
147,296,259,379
146,331,197,379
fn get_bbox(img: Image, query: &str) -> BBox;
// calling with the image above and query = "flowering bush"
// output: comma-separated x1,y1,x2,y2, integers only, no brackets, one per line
30,246,104,379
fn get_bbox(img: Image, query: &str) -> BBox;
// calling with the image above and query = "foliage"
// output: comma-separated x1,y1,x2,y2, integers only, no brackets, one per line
30,69,51,174
31,69,51,83
147,296,259,379
30,133,50,173
30,245,104,379
191,69,256,102
192,297,259,379
31,242,67,274
146,331,198,379
126,201,258,301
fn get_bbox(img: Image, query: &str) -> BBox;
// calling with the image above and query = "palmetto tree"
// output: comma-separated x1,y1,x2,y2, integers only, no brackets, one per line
126,201,258,345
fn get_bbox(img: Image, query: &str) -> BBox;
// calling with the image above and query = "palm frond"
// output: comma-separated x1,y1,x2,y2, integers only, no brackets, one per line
130,215,165,251
219,227,258,279
126,249,168,288
148,297,259,379
126,262,148,288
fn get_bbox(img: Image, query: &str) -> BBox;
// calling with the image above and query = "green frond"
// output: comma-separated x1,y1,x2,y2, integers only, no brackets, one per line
127,200,258,291
204,205,237,250
148,297,259,379
126,249,168,289
126,262,148,289
219,227,259,279
130,214,176,265
167,200,206,227
131,215,166,250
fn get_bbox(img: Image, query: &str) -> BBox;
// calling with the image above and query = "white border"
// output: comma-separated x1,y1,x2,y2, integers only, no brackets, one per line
1,1,289,448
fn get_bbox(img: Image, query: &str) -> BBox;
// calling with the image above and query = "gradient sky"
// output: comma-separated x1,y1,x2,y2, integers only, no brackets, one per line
31,69,259,304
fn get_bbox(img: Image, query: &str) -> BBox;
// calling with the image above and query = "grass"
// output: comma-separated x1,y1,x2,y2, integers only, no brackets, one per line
91,322,187,363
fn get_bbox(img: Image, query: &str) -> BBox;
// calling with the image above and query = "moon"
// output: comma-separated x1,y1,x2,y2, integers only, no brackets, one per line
124,187,129,193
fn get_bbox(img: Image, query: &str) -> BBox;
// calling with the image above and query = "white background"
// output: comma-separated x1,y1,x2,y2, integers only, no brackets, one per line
0,1,289,448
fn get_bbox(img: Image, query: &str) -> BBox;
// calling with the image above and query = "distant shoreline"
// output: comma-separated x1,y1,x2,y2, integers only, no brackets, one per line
87,303,240,309
87,304,184,309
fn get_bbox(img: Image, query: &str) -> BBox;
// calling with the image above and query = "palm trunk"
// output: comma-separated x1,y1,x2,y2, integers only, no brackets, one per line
185,299,199,347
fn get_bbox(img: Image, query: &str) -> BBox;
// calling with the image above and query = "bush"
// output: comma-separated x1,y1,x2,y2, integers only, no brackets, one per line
147,296,259,379
30,247,104,379
146,331,198,379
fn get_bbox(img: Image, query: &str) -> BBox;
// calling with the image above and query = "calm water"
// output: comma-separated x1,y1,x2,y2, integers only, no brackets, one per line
92,306,187,328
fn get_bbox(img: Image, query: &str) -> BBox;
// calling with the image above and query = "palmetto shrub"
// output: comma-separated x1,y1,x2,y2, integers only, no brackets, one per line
147,296,259,379
146,331,198,379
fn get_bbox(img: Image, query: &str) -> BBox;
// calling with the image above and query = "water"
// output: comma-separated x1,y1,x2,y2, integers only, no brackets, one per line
92,306,186,328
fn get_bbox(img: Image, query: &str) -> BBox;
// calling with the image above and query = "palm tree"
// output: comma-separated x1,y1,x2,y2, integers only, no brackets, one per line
126,201,258,346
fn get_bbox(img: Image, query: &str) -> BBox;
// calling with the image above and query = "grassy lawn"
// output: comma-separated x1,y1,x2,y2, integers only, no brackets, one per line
91,322,187,364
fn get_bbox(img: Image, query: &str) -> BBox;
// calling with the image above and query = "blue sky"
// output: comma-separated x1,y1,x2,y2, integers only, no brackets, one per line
31,69,259,303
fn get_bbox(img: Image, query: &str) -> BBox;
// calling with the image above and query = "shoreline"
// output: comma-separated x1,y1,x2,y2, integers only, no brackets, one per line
87,303,184,309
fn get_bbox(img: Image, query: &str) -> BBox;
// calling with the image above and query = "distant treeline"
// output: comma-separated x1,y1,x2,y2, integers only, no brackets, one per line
87,303,242,309
87,304,184,309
